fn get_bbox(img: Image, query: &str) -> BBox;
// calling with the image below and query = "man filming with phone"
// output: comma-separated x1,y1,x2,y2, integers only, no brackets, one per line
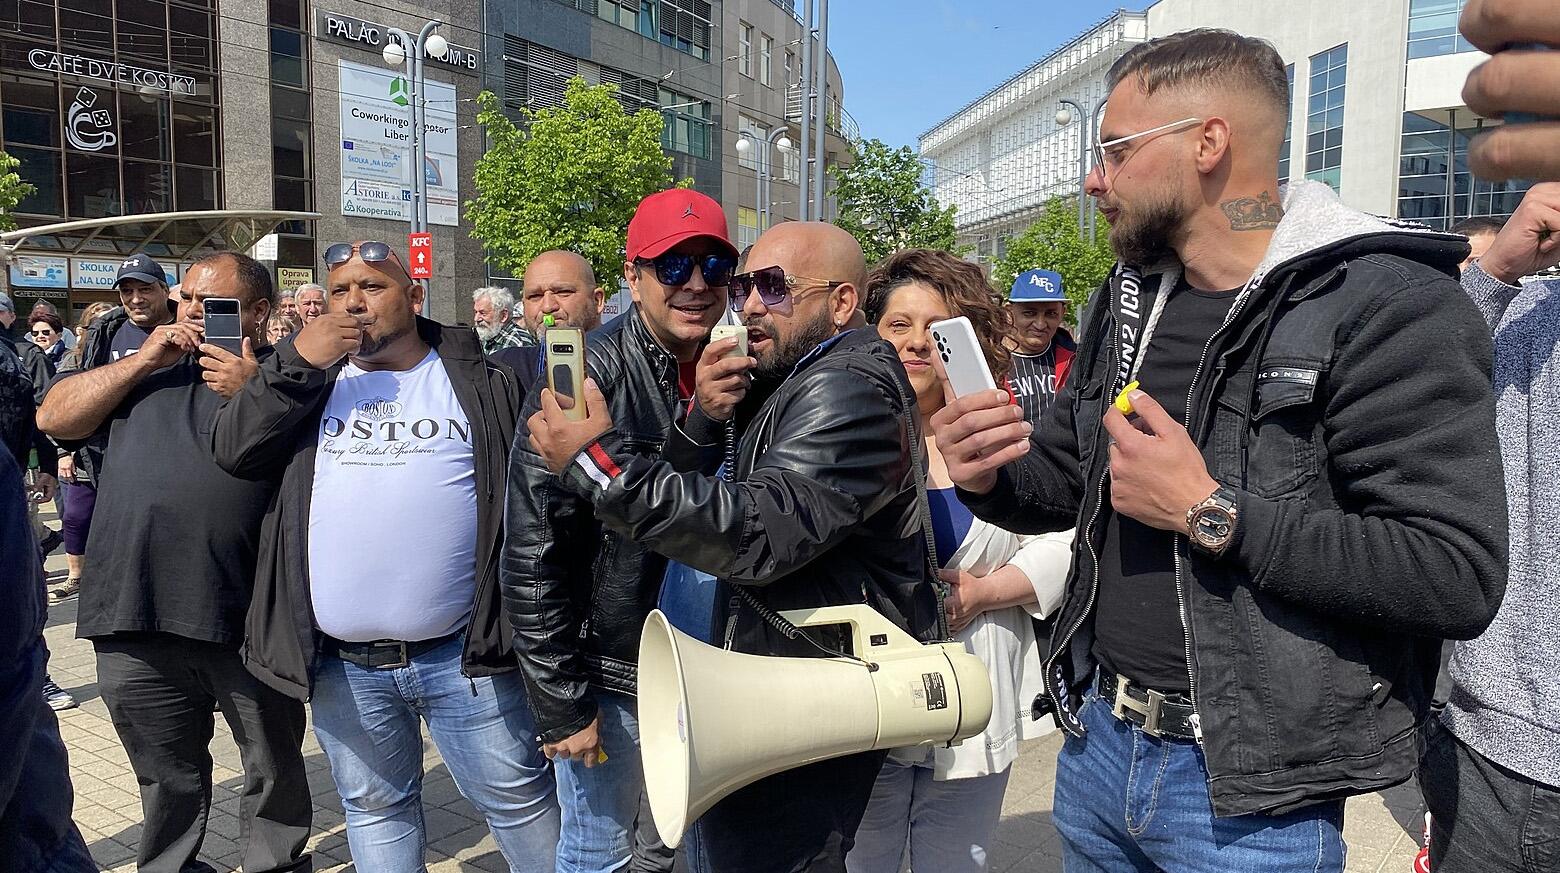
37,252,314,873
209,240,558,872
929,30,1507,871
526,220,938,872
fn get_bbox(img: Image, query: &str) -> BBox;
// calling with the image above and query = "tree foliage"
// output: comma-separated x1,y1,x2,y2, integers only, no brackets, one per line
991,196,1115,312
466,80,686,285
830,138,961,266
0,150,36,233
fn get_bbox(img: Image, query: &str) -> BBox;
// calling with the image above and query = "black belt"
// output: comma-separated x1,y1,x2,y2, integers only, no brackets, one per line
1096,670,1200,741
325,630,462,670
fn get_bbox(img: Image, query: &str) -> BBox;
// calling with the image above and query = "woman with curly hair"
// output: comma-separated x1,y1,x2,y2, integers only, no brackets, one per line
848,249,1074,873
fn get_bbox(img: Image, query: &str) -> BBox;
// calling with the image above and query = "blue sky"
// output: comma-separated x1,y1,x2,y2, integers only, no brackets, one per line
829,1,1145,150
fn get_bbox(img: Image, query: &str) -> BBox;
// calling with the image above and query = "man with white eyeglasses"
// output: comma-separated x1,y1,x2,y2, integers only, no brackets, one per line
931,28,1507,872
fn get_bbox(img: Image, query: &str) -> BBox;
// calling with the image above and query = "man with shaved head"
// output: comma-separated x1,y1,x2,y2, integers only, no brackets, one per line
491,251,608,396
930,29,1505,871
527,220,936,871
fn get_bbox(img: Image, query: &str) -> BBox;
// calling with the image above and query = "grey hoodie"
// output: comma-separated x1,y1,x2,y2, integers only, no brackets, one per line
1449,264,1560,788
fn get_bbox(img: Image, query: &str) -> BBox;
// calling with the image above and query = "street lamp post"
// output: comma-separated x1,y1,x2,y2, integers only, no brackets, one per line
1055,99,1093,239
736,128,795,231
383,21,446,303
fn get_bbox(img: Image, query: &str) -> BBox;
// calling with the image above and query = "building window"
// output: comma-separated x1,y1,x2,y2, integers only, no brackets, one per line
1305,43,1347,191
736,114,765,169
558,0,707,61
269,0,314,243
738,207,759,250
1408,0,1475,59
760,34,773,86
661,88,711,159
1279,64,1294,185
1398,110,1531,230
739,22,753,77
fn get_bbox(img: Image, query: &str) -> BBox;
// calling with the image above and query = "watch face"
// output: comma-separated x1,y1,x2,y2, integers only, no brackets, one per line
1193,506,1234,547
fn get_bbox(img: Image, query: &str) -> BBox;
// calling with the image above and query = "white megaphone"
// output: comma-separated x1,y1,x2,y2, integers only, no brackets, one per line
638,605,994,848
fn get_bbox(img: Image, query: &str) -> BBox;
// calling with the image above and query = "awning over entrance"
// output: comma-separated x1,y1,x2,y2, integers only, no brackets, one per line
0,210,321,261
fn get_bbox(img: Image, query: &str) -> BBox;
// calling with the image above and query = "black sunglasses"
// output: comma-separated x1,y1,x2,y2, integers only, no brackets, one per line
324,241,407,272
635,252,736,288
728,265,845,311
29,329,55,336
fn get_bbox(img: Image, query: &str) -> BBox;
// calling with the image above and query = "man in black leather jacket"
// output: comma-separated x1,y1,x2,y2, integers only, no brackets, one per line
527,222,939,873
503,189,738,873
932,31,1507,871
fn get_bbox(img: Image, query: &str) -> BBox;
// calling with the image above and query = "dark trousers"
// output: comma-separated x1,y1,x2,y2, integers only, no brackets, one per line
1420,717,1560,873
94,634,313,873
679,750,886,873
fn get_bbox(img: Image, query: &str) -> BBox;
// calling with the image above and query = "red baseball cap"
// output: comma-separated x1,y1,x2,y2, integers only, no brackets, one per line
625,189,738,262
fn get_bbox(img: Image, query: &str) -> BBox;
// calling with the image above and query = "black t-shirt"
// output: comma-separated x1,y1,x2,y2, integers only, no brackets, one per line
109,321,152,362
1011,346,1066,425
75,355,276,645
1092,280,1236,694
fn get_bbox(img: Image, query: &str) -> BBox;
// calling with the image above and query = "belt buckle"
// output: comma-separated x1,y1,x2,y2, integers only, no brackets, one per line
374,641,410,670
1110,676,1167,738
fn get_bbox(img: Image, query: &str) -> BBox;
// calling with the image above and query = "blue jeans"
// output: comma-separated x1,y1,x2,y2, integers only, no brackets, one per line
310,637,559,873
1053,686,1345,873
553,692,644,873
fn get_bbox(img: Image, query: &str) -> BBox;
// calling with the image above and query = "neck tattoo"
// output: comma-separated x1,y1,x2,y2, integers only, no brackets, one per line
1220,192,1284,231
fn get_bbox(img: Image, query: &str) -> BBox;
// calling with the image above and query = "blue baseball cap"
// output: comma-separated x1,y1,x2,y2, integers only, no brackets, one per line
1009,269,1065,303
115,253,167,287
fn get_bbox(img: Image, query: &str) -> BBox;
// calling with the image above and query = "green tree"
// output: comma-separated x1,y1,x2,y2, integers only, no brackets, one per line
466,79,687,285
991,196,1115,312
830,138,961,265
0,150,36,233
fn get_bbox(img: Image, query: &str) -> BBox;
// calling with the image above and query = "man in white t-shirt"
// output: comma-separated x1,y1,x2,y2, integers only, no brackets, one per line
211,241,558,872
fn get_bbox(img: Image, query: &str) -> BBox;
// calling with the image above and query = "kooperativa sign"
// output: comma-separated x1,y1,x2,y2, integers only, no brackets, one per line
27,49,196,96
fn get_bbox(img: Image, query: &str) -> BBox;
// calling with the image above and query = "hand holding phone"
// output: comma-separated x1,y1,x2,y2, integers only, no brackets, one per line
697,324,755,422
202,297,244,357
929,316,998,401
546,328,587,421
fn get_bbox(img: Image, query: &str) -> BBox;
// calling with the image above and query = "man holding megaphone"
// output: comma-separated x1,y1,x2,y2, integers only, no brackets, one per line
527,221,942,872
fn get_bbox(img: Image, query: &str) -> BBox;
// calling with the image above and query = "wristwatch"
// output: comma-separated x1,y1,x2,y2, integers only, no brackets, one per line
1186,487,1239,556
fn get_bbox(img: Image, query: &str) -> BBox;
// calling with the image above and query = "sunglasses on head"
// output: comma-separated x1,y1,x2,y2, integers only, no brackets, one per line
728,265,846,311
635,252,737,288
324,241,407,273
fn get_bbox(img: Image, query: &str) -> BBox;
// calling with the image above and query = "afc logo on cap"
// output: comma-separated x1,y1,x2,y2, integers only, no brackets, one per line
1029,273,1055,293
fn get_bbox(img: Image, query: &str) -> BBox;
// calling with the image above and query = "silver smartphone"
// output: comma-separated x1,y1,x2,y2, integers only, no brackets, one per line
710,323,748,359
203,297,244,356
547,327,587,421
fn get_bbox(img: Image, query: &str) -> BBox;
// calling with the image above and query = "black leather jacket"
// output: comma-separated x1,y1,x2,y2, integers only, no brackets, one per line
963,190,1507,817
503,307,716,743
546,326,940,666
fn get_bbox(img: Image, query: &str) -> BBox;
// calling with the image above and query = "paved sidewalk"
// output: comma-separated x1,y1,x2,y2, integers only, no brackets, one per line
38,513,1424,872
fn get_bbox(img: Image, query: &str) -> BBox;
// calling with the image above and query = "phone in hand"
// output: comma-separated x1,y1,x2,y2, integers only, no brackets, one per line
203,297,244,356
929,316,998,400
546,327,587,421
710,323,748,359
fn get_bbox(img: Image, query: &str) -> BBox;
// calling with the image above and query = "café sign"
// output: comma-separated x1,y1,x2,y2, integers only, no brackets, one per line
316,11,481,74
27,49,195,96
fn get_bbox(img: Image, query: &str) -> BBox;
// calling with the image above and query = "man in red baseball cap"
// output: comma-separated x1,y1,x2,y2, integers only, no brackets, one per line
505,188,742,872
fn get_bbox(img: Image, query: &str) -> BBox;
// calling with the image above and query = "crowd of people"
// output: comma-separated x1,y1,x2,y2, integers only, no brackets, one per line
6,5,1560,873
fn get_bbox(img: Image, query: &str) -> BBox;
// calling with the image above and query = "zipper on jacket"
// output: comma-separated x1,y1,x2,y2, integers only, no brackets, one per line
1172,280,1257,745
722,595,741,650
1043,463,1111,734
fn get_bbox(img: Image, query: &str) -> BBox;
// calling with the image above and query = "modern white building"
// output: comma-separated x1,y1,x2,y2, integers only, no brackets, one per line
919,11,1148,266
922,0,1529,268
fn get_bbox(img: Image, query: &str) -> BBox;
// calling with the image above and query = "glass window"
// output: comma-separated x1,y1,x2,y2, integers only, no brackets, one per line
1305,44,1346,191
268,0,305,30
2,75,60,148
123,160,172,213
119,92,171,162
760,35,772,86
639,0,656,39
58,0,114,55
1408,0,1475,59
174,165,217,211
270,27,307,89
169,5,214,71
8,146,61,215
1279,64,1294,184
67,151,121,217
271,85,310,121
272,118,309,179
273,177,312,211
0,0,56,42
172,101,218,167
785,49,795,88
739,22,752,77
118,0,168,64
1397,111,1531,231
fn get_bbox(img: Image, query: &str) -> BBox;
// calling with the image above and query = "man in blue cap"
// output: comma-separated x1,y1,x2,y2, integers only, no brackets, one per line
1006,268,1074,424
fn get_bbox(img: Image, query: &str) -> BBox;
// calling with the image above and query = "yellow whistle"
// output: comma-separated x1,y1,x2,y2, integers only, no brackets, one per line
1114,380,1140,415
596,749,609,764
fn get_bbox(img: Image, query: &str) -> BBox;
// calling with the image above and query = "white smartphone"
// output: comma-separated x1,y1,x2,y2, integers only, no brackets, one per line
203,297,244,356
546,327,587,421
929,316,997,400
710,323,748,359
